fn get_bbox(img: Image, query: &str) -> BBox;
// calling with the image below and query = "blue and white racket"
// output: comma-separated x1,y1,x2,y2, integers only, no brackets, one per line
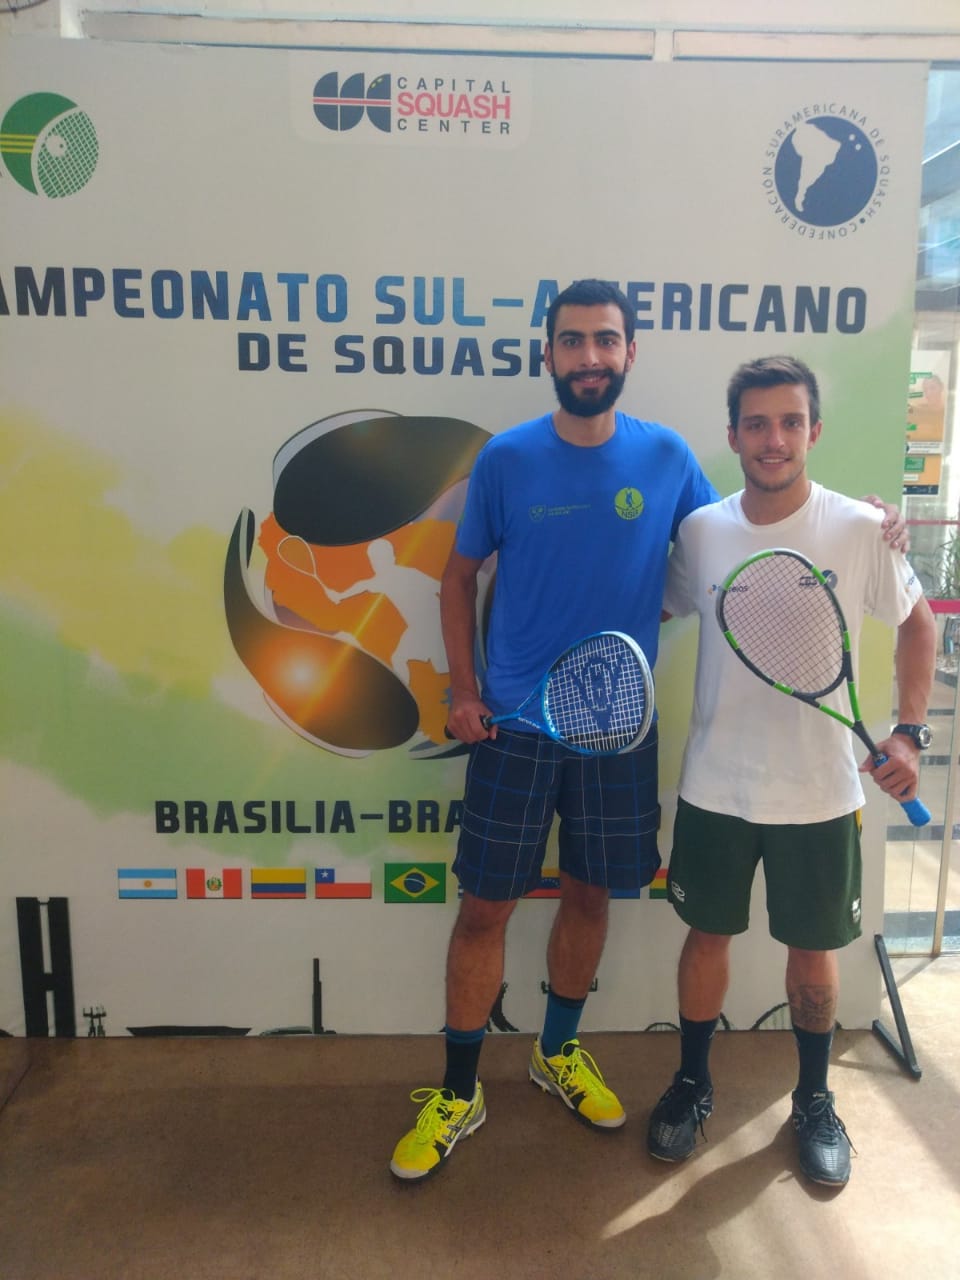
484,631,654,756
716,547,930,827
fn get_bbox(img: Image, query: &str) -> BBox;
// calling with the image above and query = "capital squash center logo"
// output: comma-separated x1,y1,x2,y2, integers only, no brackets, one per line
305,62,526,146
313,73,392,133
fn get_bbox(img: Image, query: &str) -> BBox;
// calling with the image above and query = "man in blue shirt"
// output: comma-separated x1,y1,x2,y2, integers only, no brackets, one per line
390,279,717,1181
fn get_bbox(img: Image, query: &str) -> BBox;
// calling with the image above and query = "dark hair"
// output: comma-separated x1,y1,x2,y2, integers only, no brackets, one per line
726,355,821,428
546,279,635,345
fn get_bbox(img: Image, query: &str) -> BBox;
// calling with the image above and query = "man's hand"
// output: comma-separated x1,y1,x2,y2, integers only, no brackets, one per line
862,494,909,553
446,690,495,743
859,732,920,799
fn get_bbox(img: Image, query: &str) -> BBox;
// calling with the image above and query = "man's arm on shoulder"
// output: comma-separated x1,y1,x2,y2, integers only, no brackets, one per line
862,595,937,798
861,494,909,553
440,548,492,742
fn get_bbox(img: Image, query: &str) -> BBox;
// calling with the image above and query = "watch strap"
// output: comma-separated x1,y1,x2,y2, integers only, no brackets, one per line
892,723,931,749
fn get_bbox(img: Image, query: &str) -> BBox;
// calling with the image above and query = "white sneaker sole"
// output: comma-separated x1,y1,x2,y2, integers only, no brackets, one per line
389,1103,487,1181
528,1063,626,1129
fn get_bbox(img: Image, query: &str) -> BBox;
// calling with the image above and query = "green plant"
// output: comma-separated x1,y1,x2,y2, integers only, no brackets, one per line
911,525,960,600
937,531,960,600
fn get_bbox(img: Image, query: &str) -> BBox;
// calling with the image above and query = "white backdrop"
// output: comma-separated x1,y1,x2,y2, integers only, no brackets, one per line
0,38,927,1035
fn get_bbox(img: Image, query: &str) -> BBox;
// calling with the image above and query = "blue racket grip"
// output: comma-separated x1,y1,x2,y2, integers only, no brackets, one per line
873,752,930,826
899,795,931,826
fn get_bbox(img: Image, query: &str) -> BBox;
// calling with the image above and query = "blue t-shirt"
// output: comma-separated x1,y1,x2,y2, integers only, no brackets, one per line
456,411,719,716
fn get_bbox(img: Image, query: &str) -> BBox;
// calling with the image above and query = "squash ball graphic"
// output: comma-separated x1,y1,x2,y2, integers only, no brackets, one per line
225,410,491,755
0,93,98,197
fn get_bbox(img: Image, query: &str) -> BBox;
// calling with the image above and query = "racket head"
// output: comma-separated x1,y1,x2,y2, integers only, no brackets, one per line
541,631,654,755
715,548,848,699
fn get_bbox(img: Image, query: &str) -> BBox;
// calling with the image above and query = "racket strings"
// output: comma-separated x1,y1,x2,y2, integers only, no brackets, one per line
722,558,844,696
544,634,651,751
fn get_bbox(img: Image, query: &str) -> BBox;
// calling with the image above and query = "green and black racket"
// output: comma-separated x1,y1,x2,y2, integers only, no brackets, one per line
716,547,929,826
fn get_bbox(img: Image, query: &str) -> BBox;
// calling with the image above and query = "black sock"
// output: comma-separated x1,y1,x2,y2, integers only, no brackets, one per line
679,1014,718,1084
793,1024,833,1097
442,1026,486,1101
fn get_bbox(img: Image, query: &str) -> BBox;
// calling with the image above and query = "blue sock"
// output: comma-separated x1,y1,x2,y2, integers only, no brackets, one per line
442,1025,486,1100
541,989,586,1058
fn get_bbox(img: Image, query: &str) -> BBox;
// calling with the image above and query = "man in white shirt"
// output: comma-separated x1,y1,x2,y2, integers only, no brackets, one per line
648,355,936,1187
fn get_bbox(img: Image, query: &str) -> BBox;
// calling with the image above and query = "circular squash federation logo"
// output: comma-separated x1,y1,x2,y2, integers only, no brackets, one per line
762,103,891,238
614,487,644,520
0,93,99,197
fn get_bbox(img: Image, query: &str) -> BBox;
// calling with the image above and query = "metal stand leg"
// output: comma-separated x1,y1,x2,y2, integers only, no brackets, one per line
312,959,336,1035
871,934,922,1079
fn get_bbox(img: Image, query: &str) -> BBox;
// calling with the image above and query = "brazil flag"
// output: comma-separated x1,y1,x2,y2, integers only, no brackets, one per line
384,862,446,903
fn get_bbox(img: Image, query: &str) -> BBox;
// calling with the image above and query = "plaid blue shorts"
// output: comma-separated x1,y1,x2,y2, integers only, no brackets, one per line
452,726,661,901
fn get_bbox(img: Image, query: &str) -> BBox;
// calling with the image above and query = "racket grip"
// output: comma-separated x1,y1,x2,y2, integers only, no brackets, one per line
899,796,931,827
444,720,493,738
873,752,931,827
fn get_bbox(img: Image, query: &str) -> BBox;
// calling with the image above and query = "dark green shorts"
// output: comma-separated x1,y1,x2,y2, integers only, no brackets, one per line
668,798,863,951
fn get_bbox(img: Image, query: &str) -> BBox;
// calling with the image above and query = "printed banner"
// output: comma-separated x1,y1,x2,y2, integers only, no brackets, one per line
0,38,927,1035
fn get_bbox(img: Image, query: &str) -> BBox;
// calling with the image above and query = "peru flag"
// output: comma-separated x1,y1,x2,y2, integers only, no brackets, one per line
186,868,243,899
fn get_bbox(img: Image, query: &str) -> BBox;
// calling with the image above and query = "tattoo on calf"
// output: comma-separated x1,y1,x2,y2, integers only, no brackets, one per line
788,984,837,1034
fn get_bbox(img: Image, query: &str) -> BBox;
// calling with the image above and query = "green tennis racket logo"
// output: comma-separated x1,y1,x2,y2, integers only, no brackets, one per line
1,93,98,197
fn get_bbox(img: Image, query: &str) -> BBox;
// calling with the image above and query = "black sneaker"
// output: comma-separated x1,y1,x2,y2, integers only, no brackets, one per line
647,1072,714,1162
791,1089,853,1186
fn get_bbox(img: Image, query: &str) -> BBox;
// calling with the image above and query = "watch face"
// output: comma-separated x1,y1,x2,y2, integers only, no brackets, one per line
897,724,932,748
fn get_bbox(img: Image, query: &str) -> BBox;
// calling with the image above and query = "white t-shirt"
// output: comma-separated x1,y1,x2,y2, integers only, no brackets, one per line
663,483,924,824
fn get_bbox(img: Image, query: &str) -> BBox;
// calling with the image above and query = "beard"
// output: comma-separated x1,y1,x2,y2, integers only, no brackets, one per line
551,367,627,418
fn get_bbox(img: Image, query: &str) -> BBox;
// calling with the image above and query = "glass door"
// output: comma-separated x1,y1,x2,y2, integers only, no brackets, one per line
885,66,960,956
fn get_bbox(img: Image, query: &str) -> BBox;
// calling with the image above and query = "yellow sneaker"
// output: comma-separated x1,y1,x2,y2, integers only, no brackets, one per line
389,1083,486,1181
529,1038,625,1129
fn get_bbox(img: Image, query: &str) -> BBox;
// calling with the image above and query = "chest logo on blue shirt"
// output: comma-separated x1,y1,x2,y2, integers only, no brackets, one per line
528,502,592,521
614,487,644,520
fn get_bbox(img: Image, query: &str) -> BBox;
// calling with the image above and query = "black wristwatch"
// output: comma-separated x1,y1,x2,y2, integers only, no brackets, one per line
892,723,932,750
